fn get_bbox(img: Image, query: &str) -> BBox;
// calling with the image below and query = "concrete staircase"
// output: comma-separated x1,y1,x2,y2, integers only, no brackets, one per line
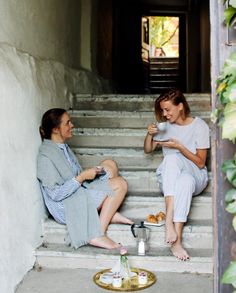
35,94,213,275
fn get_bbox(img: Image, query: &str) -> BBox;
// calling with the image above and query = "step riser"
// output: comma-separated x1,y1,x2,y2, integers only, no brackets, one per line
74,153,211,171
43,229,213,249
120,202,212,221
69,135,144,148
35,255,212,274
120,173,211,194
76,153,162,171
71,115,211,129
73,95,211,112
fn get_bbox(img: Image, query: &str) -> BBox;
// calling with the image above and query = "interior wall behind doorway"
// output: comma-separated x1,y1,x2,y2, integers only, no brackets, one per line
97,0,211,94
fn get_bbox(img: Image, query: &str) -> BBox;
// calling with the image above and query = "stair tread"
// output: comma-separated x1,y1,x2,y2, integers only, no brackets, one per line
70,110,211,116
72,147,162,156
44,217,213,231
125,191,211,200
71,127,212,136
36,244,213,260
74,93,210,100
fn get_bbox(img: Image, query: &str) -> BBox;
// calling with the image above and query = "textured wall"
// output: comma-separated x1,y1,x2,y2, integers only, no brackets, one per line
0,43,71,293
0,0,81,68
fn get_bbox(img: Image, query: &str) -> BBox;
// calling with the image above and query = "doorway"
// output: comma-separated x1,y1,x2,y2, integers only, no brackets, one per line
97,0,210,94
141,15,186,93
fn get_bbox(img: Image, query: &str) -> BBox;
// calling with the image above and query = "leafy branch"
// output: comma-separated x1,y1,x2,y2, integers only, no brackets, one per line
216,1,236,290
224,0,236,26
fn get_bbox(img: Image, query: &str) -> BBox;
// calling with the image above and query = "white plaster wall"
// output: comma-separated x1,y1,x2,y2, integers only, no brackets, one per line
0,43,70,293
0,0,81,68
0,1,111,291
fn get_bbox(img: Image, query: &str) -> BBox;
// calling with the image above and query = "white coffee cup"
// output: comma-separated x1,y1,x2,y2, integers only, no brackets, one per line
138,271,148,285
112,274,122,288
156,122,167,132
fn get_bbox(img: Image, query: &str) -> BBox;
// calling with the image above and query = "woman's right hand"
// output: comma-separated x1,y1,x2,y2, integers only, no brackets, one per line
144,123,159,154
76,168,97,183
147,123,158,136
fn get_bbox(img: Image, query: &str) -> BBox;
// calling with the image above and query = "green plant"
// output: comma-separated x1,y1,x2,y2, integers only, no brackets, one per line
215,2,236,290
223,0,236,26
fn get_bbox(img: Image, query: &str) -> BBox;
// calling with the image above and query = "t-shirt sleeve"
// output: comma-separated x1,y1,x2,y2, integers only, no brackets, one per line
195,119,210,149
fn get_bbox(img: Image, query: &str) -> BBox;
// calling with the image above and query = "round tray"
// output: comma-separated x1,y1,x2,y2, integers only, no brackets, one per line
93,267,156,291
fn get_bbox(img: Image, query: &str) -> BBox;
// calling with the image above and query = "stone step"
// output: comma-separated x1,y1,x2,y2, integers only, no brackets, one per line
72,94,211,112
120,193,212,221
35,244,213,274
43,218,213,249
69,128,146,148
69,110,211,129
119,170,211,195
69,127,212,149
73,147,163,171
72,147,211,171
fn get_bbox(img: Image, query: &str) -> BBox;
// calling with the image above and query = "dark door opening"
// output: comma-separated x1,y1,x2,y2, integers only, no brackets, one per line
97,0,210,94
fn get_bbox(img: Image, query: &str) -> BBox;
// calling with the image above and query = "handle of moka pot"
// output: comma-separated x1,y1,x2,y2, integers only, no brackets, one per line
131,224,137,237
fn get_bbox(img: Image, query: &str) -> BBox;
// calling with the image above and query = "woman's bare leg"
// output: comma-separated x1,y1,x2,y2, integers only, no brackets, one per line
165,196,178,244
99,159,133,232
100,159,119,178
99,176,133,233
89,235,121,249
110,212,134,224
171,222,189,260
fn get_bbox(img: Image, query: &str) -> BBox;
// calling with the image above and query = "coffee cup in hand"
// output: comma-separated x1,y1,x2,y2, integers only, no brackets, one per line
96,166,106,175
156,122,167,132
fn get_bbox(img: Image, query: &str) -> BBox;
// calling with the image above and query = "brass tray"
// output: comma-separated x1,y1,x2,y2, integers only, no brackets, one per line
93,268,156,291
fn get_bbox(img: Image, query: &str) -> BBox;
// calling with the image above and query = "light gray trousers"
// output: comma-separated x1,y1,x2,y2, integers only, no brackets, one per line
156,153,208,222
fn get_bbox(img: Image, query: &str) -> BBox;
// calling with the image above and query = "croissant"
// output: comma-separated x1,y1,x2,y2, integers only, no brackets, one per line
155,211,166,222
146,214,158,223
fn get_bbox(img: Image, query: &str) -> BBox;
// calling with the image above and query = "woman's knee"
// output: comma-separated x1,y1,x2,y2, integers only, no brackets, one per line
179,173,196,192
101,159,119,177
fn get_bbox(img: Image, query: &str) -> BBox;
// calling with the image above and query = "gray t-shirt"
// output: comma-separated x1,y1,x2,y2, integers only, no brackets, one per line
153,117,210,156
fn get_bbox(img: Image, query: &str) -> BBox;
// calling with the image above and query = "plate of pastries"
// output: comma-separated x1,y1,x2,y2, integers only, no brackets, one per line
144,211,166,226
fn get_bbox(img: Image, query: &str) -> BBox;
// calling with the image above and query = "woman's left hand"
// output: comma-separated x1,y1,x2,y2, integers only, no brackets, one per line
155,138,181,149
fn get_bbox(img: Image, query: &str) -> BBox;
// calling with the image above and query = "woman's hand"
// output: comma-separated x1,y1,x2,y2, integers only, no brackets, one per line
155,138,180,149
144,123,159,154
147,123,158,136
76,168,97,183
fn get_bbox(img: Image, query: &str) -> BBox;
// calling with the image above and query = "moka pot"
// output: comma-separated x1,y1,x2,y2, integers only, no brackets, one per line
131,221,150,255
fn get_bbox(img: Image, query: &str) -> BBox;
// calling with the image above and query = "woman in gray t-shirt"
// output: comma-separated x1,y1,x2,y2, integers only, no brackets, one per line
144,89,210,261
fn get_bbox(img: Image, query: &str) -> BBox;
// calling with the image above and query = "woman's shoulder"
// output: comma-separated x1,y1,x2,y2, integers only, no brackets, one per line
192,117,210,136
193,117,209,128
38,139,61,161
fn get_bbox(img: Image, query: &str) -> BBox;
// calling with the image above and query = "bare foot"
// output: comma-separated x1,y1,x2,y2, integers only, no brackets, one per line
111,212,134,225
171,243,190,261
165,222,178,245
89,236,121,250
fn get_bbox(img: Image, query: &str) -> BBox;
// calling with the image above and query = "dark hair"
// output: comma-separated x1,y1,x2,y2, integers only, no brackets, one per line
154,88,190,121
39,108,66,140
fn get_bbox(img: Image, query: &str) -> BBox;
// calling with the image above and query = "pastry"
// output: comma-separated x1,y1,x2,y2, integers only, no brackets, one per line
155,211,166,222
146,214,158,223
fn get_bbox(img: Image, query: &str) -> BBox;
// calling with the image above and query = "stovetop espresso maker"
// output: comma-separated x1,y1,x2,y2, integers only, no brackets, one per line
131,221,150,255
